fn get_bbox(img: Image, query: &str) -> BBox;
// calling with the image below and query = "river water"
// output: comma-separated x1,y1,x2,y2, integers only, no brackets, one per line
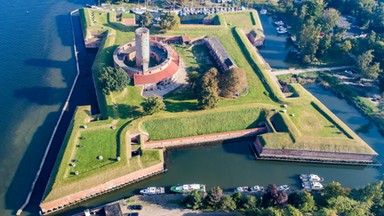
0,1,382,215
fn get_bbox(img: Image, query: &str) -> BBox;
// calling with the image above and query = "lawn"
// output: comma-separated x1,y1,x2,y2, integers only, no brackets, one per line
42,7,378,206
141,107,268,140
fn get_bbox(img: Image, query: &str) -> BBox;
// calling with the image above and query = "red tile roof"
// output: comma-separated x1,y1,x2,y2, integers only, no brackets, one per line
133,60,179,85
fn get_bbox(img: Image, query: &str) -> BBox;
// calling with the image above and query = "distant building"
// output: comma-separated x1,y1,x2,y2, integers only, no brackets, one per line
203,37,236,72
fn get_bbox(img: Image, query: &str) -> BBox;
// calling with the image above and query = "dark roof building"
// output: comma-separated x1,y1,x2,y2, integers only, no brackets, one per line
203,37,237,72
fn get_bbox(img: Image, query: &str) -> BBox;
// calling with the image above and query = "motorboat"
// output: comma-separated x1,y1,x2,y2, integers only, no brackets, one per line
299,174,324,182
234,186,249,192
302,182,324,191
277,185,290,191
139,187,165,195
274,20,284,26
260,9,267,14
249,185,264,192
170,184,206,193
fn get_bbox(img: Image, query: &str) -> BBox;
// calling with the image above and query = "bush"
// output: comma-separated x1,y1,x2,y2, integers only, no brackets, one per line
142,95,166,115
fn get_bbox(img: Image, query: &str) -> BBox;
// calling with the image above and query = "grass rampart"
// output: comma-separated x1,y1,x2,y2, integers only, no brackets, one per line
141,107,267,140
232,27,283,102
270,112,301,142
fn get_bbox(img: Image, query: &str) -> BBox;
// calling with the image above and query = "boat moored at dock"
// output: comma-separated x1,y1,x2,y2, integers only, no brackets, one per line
234,186,249,192
170,184,206,193
302,181,324,191
277,185,290,191
299,174,324,182
139,187,165,195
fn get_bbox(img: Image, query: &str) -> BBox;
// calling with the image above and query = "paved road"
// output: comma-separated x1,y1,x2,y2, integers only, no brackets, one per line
271,65,353,75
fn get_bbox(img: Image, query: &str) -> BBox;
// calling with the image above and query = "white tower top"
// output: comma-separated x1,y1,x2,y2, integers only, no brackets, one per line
135,27,150,73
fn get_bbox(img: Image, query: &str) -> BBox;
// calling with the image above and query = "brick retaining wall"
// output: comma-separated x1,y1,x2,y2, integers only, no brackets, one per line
144,127,267,149
40,163,164,215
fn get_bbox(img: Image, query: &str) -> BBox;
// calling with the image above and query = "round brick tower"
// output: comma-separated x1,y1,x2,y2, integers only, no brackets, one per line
135,27,150,73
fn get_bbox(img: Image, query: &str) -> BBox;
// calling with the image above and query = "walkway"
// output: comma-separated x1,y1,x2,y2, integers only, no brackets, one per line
271,65,353,75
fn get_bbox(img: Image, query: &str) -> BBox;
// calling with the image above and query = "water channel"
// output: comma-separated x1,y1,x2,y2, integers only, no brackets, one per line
53,12,384,216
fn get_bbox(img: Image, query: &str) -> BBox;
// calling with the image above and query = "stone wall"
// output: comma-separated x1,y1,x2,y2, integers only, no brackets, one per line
40,163,164,215
144,128,267,149
253,137,377,164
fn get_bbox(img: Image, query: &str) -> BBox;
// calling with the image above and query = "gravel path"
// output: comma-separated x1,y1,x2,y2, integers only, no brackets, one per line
122,194,240,216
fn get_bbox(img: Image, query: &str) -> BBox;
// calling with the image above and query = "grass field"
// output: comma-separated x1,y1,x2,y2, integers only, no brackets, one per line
142,107,267,140
42,8,378,205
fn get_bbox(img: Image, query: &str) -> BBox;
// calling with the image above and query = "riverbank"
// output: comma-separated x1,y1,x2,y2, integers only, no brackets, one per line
74,194,237,216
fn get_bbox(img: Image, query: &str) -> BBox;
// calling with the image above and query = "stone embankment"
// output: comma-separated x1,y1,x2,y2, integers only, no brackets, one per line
40,163,164,215
253,138,379,166
144,127,267,149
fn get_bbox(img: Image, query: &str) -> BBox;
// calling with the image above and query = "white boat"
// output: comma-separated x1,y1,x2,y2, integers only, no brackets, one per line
274,20,284,26
250,185,264,192
302,182,324,191
260,9,267,14
139,187,165,195
171,184,206,193
299,174,324,182
234,186,249,192
277,185,290,191
277,28,288,34
147,8,159,13
131,8,146,15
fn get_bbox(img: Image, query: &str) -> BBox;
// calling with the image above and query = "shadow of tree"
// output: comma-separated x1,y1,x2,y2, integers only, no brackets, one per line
164,100,198,112
115,104,142,119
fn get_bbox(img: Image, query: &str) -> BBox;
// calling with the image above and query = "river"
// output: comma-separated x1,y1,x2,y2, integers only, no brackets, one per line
0,2,382,215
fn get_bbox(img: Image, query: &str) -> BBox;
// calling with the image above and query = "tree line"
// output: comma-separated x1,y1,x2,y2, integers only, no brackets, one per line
184,181,384,215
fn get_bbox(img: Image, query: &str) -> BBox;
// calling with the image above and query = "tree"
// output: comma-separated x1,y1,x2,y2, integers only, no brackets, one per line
140,11,153,28
340,40,352,54
197,68,220,110
314,208,337,216
283,205,303,216
297,192,316,212
317,34,332,56
205,186,223,209
319,8,340,33
323,182,350,200
185,190,205,210
218,67,248,98
357,50,381,79
327,196,371,215
98,66,130,95
232,191,245,209
371,3,384,33
243,195,258,211
159,13,180,31
263,184,279,207
219,195,237,211
298,20,322,64
142,95,166,115
186,71,200,94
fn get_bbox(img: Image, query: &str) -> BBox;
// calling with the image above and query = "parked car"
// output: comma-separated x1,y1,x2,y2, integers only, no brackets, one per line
128,205,143,210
